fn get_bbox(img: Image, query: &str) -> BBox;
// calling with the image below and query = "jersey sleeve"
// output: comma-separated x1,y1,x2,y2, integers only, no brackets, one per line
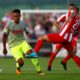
3,22,10,35
23,21,29,33
57,14,66,23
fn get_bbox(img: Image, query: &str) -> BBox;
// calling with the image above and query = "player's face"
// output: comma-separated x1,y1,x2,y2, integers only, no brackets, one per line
68,6,78,15
68,6,74,11
12,13,21,23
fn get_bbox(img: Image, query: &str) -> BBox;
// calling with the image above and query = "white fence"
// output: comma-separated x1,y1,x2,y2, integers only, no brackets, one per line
0,42,80,57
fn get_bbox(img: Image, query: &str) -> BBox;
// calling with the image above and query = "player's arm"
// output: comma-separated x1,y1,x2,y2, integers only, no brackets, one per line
65,12,75,24
57,14,66,22
53,14,66,29
23,23,31,38
2,25,10,55
53,21,61,29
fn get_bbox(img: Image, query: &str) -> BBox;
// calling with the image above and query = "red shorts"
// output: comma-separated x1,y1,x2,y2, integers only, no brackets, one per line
47,33,77,51
47,33,65,43
55,38,77,51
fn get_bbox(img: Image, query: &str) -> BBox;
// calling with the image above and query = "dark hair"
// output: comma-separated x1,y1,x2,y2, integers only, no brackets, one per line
68,3,76,7
12,9,21,14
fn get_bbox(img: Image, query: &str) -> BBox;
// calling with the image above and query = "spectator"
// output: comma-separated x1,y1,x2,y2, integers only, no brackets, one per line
34,21,46,38
1,11,12,26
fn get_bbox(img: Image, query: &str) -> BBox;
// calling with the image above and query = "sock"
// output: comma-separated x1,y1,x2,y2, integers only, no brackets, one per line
27,52,38,58
62,54,72,63
34,39,43,53
31,58,41,72
48,52,57,67
16,62,20,70
16,57,24,70
72,55,80,67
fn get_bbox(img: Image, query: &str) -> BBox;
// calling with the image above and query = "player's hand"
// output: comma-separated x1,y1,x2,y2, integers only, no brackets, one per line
3,48,7,55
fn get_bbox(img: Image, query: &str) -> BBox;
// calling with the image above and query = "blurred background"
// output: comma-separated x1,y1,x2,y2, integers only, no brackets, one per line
0,0,80,57
0,1,80,80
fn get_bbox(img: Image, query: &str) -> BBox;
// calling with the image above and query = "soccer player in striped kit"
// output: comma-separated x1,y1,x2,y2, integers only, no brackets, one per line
48,4,79,71
34,6,80,69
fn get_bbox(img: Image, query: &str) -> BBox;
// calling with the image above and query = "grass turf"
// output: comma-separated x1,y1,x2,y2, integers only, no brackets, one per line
0,57,80,80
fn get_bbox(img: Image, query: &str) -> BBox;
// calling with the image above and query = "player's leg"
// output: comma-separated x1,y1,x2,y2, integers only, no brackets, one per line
10,45,24,74
61,39,77,70
61,46,76,70
70,51,80,67
31,58,44,75
20,41,38,58
21,41,44,75
62,42,80,68
48,44,62,71
34,33,64,53
34,35,51,53
61,53,71,70
16,58,24,74
66,50,80,67
21,41,38,58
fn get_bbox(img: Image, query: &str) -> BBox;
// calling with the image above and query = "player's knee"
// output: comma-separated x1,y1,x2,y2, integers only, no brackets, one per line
38,36,43,40
74,49,77,54
68,51,73,56
38,35,48,42
19,61,24,67
26,50,32,55
17,59,24,67
70,51,75,56
72,52,76,56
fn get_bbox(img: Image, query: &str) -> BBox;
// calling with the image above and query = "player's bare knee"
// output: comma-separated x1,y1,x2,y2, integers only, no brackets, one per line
19,61,24,66
72,52,76,56
74,50,77,54
70,51,75,56
17,59,24,66
72,49,76,55
68,50,73,55
26,50,32,55
38,36,43,40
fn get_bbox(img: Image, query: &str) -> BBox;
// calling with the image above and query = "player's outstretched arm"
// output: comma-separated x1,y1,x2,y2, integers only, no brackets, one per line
53,21,61,29
2,33,8,55
53,14,66,29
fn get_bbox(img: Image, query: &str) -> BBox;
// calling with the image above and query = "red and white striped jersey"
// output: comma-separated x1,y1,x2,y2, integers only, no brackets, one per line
57,10,80,42
57,10,72,23
57,14,66,22
59,15,80,42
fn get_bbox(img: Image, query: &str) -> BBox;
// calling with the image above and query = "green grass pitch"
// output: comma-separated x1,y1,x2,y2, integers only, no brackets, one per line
0,57,80,80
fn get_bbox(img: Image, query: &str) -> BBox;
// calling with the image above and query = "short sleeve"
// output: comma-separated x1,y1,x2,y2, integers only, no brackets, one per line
3,22,10,35
57,14,66,22
22,21,29,33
